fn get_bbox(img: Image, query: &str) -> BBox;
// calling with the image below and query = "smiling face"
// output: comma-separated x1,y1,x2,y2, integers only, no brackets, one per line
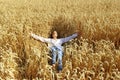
52,31,58,39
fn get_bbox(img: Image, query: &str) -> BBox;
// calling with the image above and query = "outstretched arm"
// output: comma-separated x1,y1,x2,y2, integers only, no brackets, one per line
61,33,78,43
31,33,51,43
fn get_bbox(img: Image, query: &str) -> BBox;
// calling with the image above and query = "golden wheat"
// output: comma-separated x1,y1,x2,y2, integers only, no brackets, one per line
0,0,120,80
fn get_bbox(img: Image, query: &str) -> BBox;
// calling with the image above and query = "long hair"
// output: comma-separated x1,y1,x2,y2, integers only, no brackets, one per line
49,30,60,38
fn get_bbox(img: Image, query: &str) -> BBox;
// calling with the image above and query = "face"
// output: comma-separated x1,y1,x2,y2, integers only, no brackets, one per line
52,31,58,39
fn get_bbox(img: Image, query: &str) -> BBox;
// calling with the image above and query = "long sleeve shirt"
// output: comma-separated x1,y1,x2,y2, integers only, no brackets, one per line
31,33,78,51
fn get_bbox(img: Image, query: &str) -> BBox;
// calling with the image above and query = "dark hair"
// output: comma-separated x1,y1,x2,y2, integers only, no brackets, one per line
49,30,60,38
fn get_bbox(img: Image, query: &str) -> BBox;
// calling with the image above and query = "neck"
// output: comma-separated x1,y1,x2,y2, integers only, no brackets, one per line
53,37,57,39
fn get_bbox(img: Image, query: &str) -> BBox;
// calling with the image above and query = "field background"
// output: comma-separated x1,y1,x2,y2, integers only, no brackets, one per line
0,0,120,80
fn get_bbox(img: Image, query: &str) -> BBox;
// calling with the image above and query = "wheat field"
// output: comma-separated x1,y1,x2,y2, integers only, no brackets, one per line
0,0,120,80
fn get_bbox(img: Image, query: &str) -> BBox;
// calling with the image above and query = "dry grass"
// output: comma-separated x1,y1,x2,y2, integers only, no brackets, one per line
0,0,120,80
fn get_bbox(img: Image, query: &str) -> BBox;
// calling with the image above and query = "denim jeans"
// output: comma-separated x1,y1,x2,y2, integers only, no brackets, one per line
51,46,63,71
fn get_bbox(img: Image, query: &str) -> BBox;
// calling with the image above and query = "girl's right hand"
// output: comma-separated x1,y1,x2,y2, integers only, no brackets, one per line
29,32,33,36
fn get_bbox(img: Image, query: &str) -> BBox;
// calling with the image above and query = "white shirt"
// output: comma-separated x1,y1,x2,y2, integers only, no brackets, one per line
31,33,78,51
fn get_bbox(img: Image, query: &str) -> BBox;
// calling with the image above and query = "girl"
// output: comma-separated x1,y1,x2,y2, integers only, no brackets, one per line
31,31,78,73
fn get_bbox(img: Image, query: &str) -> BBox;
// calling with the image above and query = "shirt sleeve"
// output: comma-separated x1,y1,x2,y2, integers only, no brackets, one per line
61,33,78,43
31,33,51,43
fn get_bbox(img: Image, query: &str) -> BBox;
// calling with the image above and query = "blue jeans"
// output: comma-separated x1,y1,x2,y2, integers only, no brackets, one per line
51,46,63,71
